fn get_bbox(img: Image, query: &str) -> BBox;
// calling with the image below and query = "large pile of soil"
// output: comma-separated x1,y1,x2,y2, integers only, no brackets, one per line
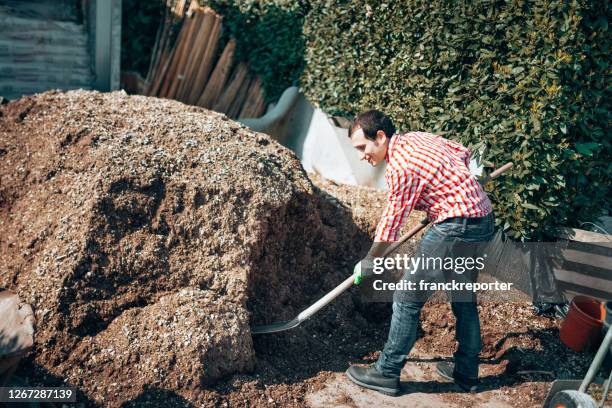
0,90,386,405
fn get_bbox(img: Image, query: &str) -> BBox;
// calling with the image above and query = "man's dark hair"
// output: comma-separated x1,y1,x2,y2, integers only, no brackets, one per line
348,109,396,140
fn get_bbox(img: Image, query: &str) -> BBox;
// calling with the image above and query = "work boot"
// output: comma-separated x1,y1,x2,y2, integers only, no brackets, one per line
345,365,400,396
435,361,479,392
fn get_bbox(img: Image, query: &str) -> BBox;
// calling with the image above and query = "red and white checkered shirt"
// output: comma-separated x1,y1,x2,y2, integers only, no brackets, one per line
375,131,493,242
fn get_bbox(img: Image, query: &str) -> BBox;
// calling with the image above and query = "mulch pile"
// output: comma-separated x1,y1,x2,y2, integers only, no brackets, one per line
0,90,379,406
0,90,603,407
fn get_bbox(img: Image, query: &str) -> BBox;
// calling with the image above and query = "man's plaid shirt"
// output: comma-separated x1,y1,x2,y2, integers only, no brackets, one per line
375,131,493,242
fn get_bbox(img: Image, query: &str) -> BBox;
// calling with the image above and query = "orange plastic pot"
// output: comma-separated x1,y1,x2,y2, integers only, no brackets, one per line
560,296,605,352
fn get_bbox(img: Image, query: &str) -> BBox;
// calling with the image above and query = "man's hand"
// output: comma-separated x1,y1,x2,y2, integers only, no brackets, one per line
353,242,395,285
353,261,363,285
353,257,375,285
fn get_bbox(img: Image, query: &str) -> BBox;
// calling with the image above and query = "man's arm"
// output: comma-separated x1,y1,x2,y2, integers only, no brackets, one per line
353,170,424,284
374,169,424,243
369,169,424,256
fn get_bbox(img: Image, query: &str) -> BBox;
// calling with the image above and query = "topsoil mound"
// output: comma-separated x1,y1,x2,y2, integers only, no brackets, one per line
0,90,384,405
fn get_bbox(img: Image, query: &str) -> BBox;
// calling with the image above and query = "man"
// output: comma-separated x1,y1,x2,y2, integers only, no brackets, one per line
345,109,495,396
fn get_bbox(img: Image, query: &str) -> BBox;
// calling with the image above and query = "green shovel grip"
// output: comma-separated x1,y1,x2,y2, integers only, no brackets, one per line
353,261,362,285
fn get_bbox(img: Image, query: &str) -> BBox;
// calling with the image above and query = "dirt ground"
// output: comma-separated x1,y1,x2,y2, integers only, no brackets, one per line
1,91,608,407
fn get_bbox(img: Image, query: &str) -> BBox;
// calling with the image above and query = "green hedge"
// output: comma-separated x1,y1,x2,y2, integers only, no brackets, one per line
301,0,610,239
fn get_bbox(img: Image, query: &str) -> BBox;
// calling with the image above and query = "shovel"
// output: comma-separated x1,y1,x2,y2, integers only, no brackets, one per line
251,162,514,334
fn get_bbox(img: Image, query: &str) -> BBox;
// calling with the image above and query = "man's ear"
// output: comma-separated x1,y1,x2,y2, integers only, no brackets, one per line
376,130,387,145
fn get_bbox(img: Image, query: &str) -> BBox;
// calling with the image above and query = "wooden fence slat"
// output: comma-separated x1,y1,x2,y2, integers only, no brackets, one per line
227,75,252,118
196,39,235,108
158,11,196,97
175,8,215,101
165,9,202,99
239,76,266,119
212,61,249,114
186,12,223,104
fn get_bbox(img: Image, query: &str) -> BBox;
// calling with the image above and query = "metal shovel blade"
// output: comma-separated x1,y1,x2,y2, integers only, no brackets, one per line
251,318,301,334
251,275,355,335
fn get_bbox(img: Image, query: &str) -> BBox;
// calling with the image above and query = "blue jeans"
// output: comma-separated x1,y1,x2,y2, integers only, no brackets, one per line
375,213,495,379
